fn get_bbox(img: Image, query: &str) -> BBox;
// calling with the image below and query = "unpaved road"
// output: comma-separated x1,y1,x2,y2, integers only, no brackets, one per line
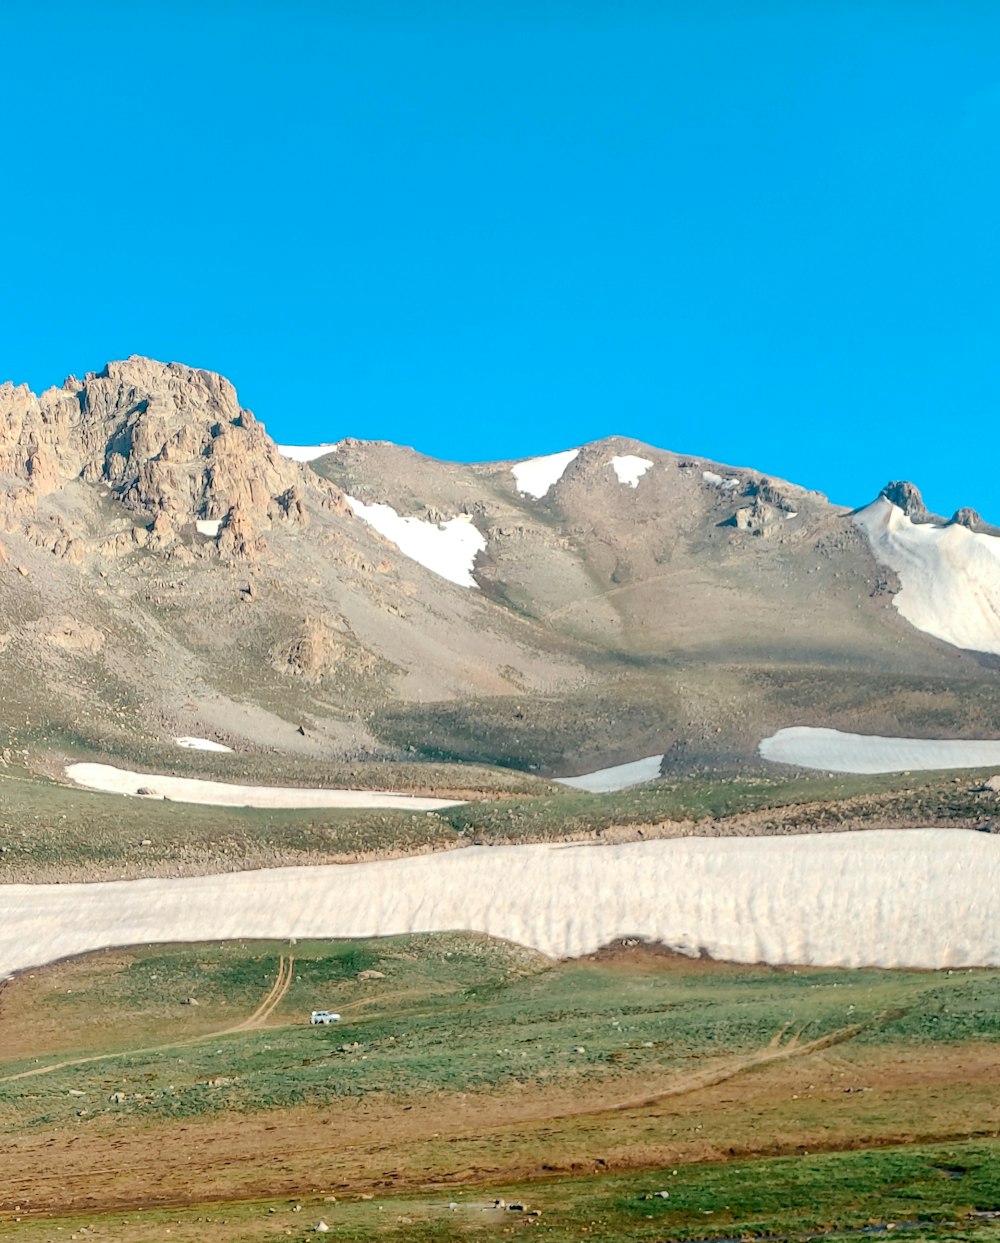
0,954,296,1085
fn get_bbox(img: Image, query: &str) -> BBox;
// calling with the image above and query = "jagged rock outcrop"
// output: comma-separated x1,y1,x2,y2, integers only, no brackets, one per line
948,507,1000,536
217,502,267,560
951,507,981,530
271,617,348,681
743,479,795,512
0,357,341,561
730,496,786,537
880,480,933,523
717,479,798,538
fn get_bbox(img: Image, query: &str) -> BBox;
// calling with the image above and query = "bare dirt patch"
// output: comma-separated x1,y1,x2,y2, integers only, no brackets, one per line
1,1042,997,1217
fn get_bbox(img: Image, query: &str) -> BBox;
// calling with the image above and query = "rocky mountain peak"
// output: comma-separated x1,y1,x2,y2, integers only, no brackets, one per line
0,356,329,560
879,480,932,522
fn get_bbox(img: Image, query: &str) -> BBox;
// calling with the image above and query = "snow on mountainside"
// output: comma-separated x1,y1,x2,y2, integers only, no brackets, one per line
344,496,486,588
610,454,653,487
510,448,580,497
853,493,1000,657
275,442,341,462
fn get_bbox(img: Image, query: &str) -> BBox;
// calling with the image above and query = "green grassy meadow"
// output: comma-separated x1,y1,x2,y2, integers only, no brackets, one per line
2,936,999,1130
2,936,999,1238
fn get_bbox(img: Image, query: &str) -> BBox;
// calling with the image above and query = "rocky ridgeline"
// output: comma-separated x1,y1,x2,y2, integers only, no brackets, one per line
879,479,999,535
0,357,346,561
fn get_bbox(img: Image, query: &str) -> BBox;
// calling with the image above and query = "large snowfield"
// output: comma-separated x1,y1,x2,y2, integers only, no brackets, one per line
760,726,1000,774
65,763,464,811
854,497,1000,656
1,830,997,978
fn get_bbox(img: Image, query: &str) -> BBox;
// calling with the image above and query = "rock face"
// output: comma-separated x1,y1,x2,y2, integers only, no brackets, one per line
949,507,1000,537
880,480,933,523
0,357,325,560
271,617,347,680
951,507,981,530
726,482,795,538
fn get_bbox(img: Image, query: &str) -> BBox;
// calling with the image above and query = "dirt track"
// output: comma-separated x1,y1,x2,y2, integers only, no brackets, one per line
0,954,295,1085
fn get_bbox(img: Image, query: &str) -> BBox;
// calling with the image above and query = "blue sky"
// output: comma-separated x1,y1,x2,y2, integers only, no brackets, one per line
2,3,999,517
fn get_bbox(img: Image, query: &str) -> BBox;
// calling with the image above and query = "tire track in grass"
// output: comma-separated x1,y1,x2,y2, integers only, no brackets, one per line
226,953,294,1032
0,954,295,1084
605,1021,869,1114
593,1010,906,1117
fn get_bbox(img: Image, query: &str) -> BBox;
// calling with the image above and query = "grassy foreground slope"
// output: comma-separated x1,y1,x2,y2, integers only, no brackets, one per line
1,935,998,1236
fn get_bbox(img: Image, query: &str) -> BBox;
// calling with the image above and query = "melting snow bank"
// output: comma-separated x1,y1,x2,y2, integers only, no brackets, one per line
175,737,233,753
1,831,998,976
345,496,485,588
554,755,663,793
64,763,464,811
511,448,579,498
760,726,1000,774
854,497,1000,656
703,470,740,491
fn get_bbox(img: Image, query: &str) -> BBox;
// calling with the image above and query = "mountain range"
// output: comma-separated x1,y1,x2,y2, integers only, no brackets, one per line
2,356,998,778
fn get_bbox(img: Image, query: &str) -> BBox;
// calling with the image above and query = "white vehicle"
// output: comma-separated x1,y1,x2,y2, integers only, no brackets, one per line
310,1010,341,1025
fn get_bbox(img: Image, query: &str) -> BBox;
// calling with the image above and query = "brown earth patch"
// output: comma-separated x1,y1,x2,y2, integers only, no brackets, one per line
2,1040,997,1219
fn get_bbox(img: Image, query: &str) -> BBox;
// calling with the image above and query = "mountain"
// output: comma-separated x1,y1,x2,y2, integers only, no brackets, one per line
2,357,999,778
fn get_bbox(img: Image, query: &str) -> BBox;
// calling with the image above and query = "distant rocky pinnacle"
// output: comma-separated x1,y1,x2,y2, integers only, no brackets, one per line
880,480,933,523
0,357,344,561
878,480,999,535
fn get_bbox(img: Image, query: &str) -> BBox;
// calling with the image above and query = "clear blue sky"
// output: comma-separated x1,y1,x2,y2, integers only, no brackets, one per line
3,3,999,517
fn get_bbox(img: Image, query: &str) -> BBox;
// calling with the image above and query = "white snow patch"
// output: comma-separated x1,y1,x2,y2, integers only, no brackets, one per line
2,830,999,977
65,762,464,811
555,755,662,793
611,455,653,488
854,497,1000,656
175,737,233,753
195,519,221,537
511,449,580,498
760,726,1000,774
345,497,485,588
702,470,740,491
276,443,341,462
